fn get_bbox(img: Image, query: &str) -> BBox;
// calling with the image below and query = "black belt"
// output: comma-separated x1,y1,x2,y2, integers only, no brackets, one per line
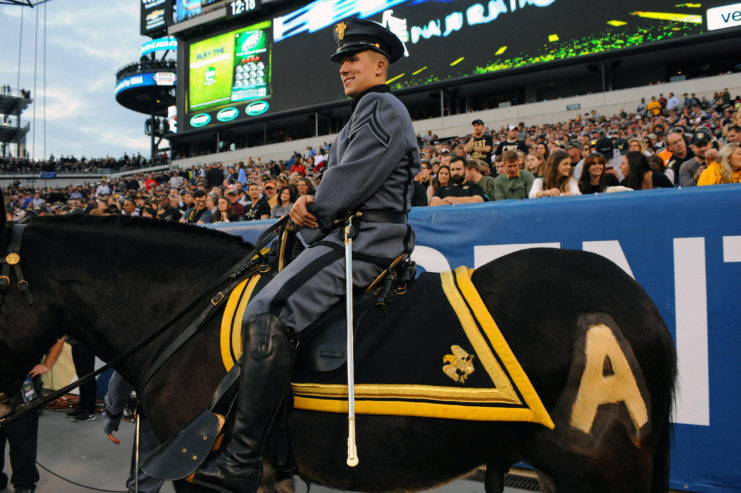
359,210,407,224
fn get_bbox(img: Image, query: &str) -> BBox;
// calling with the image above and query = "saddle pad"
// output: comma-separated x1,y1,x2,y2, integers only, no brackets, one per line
219,266,553,428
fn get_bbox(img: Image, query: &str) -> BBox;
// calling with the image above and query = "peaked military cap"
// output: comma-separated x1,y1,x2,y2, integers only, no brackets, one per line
330,18,404,64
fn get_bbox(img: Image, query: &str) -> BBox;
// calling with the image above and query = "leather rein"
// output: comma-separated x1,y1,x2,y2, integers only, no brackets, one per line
0,217,287,428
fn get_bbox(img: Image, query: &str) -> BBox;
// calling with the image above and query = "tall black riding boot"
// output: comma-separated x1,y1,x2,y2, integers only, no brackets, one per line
192,313,294,493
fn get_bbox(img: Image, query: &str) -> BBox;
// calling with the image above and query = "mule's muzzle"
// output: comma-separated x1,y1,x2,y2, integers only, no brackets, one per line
0,392,10,418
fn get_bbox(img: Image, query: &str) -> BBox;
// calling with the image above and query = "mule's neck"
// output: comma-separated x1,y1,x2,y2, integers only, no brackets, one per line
24,216,252,378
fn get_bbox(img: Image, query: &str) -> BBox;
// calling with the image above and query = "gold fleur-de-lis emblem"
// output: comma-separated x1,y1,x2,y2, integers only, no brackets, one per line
442,345,475,384
335,21,347,41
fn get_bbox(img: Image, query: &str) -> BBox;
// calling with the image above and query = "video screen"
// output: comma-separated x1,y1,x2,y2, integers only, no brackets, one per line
176,0,222,23
180,0,741,132
140,0,171,37
188,20,271,115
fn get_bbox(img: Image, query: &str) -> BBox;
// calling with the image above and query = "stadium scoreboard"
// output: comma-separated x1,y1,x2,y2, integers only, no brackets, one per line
177,0,741,133
227,0,261,18
141,0,173,37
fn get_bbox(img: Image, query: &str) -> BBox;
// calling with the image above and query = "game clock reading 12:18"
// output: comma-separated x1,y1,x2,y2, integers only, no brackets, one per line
227,0,260,17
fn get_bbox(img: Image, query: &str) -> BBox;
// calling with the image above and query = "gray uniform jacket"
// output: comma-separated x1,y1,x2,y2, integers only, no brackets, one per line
243,84,420,332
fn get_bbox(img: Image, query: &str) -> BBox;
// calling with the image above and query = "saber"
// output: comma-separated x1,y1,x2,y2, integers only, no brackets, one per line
344,217,359,467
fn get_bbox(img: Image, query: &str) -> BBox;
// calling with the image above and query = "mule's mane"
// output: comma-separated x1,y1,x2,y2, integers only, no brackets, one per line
28,214,249,247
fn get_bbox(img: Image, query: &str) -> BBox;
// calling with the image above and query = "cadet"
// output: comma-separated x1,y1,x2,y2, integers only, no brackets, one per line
191,18,421,493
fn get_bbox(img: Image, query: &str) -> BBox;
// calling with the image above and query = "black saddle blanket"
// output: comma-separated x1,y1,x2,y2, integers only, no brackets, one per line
218,267,552,426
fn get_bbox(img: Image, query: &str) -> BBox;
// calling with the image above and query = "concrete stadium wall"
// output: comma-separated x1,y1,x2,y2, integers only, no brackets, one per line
171,72,741,169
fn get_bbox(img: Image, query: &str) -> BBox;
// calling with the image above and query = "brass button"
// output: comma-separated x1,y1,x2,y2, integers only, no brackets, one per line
6,253,19,265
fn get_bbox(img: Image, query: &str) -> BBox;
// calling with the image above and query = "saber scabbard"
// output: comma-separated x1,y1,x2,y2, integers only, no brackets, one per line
134,395,141,493
344,217,359,467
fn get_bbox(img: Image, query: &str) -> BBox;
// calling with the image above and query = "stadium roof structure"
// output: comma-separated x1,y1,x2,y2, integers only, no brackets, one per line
0,0,51,6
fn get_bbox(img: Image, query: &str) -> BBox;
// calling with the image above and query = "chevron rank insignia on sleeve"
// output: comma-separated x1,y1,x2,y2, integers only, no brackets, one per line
349,99,391,147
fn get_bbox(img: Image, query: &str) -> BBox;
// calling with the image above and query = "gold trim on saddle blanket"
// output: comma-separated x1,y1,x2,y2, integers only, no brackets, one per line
219,266,553,428
220,275,261,369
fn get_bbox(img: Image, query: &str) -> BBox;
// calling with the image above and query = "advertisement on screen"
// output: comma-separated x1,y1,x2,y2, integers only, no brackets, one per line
176,0,223,22
116,72,177,96
141,0,172,36
141,36,178,57
180,0,741,132
188,20,271,116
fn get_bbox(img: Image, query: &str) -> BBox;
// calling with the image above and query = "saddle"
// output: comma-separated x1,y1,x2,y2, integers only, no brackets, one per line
259,219,418,373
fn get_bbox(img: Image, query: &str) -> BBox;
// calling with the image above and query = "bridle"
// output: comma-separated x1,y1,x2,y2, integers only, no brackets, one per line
0,216,289,428
0,223,34,311
0,223,35,419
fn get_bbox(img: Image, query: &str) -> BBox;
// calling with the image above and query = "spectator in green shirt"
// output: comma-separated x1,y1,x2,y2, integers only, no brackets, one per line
493,151,535,200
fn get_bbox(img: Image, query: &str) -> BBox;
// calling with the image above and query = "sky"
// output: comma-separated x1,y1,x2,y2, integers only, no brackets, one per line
0,1,153,161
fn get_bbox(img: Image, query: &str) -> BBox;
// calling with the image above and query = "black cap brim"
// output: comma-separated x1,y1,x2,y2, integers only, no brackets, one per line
331,41,391,63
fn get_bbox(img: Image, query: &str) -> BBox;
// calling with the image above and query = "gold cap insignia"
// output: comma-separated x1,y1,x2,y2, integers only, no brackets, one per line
5,253,19,266
335,21,347,41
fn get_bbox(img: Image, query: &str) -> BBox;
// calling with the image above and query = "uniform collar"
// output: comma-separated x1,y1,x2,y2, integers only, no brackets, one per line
351,84,390,112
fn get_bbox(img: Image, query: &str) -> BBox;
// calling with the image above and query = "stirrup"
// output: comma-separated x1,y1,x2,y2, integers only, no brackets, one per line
141,410,225,481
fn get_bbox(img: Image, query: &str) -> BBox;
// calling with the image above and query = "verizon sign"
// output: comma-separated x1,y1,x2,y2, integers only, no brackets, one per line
707,2,741,30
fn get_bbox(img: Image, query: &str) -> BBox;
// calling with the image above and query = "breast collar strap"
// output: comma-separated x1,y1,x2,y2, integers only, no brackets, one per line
0,224,34,309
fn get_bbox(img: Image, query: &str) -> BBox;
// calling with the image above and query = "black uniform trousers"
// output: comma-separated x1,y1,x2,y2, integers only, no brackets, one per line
71,342,97,413
0,390,40,490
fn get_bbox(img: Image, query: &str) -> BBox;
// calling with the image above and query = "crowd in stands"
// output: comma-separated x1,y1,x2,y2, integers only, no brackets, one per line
3,89,741,225
0,153,155,174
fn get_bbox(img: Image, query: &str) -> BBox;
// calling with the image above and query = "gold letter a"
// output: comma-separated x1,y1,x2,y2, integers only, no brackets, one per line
570,324,648,437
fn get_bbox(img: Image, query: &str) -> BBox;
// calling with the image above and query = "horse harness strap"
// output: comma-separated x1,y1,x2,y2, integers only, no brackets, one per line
0,217,290,430
138,262,268,390
137,216,292,390
0,224,33,308
0,253,268,430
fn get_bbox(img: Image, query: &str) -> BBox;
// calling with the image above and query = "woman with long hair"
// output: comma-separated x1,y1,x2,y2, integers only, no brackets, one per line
213,196,239,222
430,164,451,196
619,151,673,190
290,156,306,176
529,150,581,198
535,142,549,161
271,186,297,218
525,152,546,177
697,142,741,185
578,153,619,194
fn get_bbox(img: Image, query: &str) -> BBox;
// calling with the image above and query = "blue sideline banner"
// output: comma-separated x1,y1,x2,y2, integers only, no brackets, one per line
213,185,741,493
